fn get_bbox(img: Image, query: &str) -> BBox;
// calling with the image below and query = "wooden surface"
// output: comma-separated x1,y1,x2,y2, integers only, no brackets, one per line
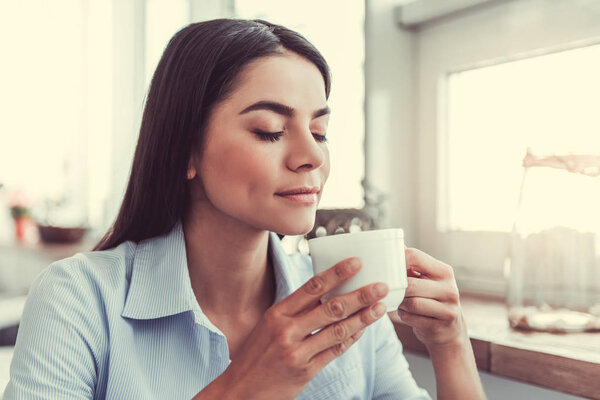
391,294,600,399
491,344,600,399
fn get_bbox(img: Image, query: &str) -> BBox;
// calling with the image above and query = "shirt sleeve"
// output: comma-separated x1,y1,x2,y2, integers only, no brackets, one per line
372,315,432,400
4,260,102,399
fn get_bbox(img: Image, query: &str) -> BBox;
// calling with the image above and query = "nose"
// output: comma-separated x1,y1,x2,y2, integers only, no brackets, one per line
286,128,326,172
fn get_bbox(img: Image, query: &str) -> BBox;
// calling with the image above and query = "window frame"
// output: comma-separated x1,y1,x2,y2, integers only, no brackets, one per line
413,0,600,296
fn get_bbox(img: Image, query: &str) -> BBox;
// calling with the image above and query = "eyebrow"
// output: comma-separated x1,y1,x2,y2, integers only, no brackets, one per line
239,101,330,119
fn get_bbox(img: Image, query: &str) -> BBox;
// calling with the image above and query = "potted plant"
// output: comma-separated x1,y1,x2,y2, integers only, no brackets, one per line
10,205,30,241
8,190,32,242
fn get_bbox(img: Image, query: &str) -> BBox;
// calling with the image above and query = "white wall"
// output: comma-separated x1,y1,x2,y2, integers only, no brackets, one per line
109,0,146,231
365,0,418,243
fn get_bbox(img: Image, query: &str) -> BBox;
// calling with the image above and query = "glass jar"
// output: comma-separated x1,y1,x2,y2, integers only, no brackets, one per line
507,150,600,332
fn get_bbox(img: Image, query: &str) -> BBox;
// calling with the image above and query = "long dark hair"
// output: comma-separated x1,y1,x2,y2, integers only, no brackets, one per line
94,19,331,251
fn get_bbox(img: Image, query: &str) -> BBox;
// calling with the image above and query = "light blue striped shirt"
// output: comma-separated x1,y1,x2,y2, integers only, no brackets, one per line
5,222,430,399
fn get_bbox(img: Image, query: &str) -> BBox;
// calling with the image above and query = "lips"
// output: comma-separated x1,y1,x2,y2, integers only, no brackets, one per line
276,187,320,196
275,187,320,205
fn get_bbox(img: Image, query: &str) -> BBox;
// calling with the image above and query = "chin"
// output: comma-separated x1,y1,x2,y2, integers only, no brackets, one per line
272,219,315,237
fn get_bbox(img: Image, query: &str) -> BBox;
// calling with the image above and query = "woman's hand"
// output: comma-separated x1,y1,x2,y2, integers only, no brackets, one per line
398,248,466,350
398,248,487,399
196,257,389,400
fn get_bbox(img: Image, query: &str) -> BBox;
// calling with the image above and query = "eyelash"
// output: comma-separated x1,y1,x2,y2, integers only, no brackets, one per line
252,130,328,143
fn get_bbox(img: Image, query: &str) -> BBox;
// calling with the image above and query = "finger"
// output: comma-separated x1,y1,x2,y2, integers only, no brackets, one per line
404,277,457,302
405,248,454,280
351,327,366,341
398,297,459,321
397,309,438,329
278,257,362,315
305,302,386,356
306,302,386,365
309,335,358,371
299,282,388,334
407,268,422,278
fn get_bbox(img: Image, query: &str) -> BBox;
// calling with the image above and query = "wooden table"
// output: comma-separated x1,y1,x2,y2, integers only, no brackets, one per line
391,294,600,399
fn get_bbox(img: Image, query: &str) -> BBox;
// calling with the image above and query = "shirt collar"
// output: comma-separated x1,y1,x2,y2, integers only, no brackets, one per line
121,221,196,320
270,232,298,304
121,222,298,321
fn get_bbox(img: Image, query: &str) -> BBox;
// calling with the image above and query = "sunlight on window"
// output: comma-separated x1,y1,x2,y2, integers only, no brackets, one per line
145,0,189,89
235,0,366,209
86,0,113,231
0,0,90,226
0,0,190,234
444,44,600,232
517,166,600,234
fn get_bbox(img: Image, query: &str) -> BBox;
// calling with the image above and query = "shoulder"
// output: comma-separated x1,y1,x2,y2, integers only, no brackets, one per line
36,240,135,290
15,241,138,359
24,240,137,324
5,243,138,399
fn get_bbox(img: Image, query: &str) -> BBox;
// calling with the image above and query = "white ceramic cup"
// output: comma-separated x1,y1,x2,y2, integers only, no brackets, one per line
308,228,407,312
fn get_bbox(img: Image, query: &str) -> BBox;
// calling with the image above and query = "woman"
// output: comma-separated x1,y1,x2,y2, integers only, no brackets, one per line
5,19,485,399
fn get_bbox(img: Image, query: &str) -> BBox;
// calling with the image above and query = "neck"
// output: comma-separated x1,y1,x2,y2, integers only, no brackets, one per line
182,202,275,316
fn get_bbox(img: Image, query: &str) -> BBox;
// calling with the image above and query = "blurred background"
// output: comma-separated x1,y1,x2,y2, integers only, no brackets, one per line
1,0,599,399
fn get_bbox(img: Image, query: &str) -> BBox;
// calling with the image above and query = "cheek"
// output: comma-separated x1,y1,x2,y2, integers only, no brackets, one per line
202,140,277,198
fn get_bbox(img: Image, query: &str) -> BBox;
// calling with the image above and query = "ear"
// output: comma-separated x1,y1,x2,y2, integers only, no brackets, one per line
187,155,197,180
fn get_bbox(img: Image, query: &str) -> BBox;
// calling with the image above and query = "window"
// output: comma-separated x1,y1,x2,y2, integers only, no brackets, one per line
0,0,111,231
0,0,191,239
413,1,600,295
444,44,600,233
145,0,189,89
234,0,366,209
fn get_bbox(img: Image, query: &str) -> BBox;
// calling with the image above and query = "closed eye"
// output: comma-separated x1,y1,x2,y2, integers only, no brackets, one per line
252,129,284,142
252,129,328,143
312,133,328,143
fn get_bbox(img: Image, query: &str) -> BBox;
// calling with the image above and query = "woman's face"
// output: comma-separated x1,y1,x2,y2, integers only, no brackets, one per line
189,51,330,235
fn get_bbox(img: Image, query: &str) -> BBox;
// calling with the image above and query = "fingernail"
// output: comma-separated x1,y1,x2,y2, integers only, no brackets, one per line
346,258,361,272
371,303,386,318
372,283,388,297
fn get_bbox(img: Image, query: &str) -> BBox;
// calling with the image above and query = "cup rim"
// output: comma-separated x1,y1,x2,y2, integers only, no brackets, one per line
307,228,404,245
